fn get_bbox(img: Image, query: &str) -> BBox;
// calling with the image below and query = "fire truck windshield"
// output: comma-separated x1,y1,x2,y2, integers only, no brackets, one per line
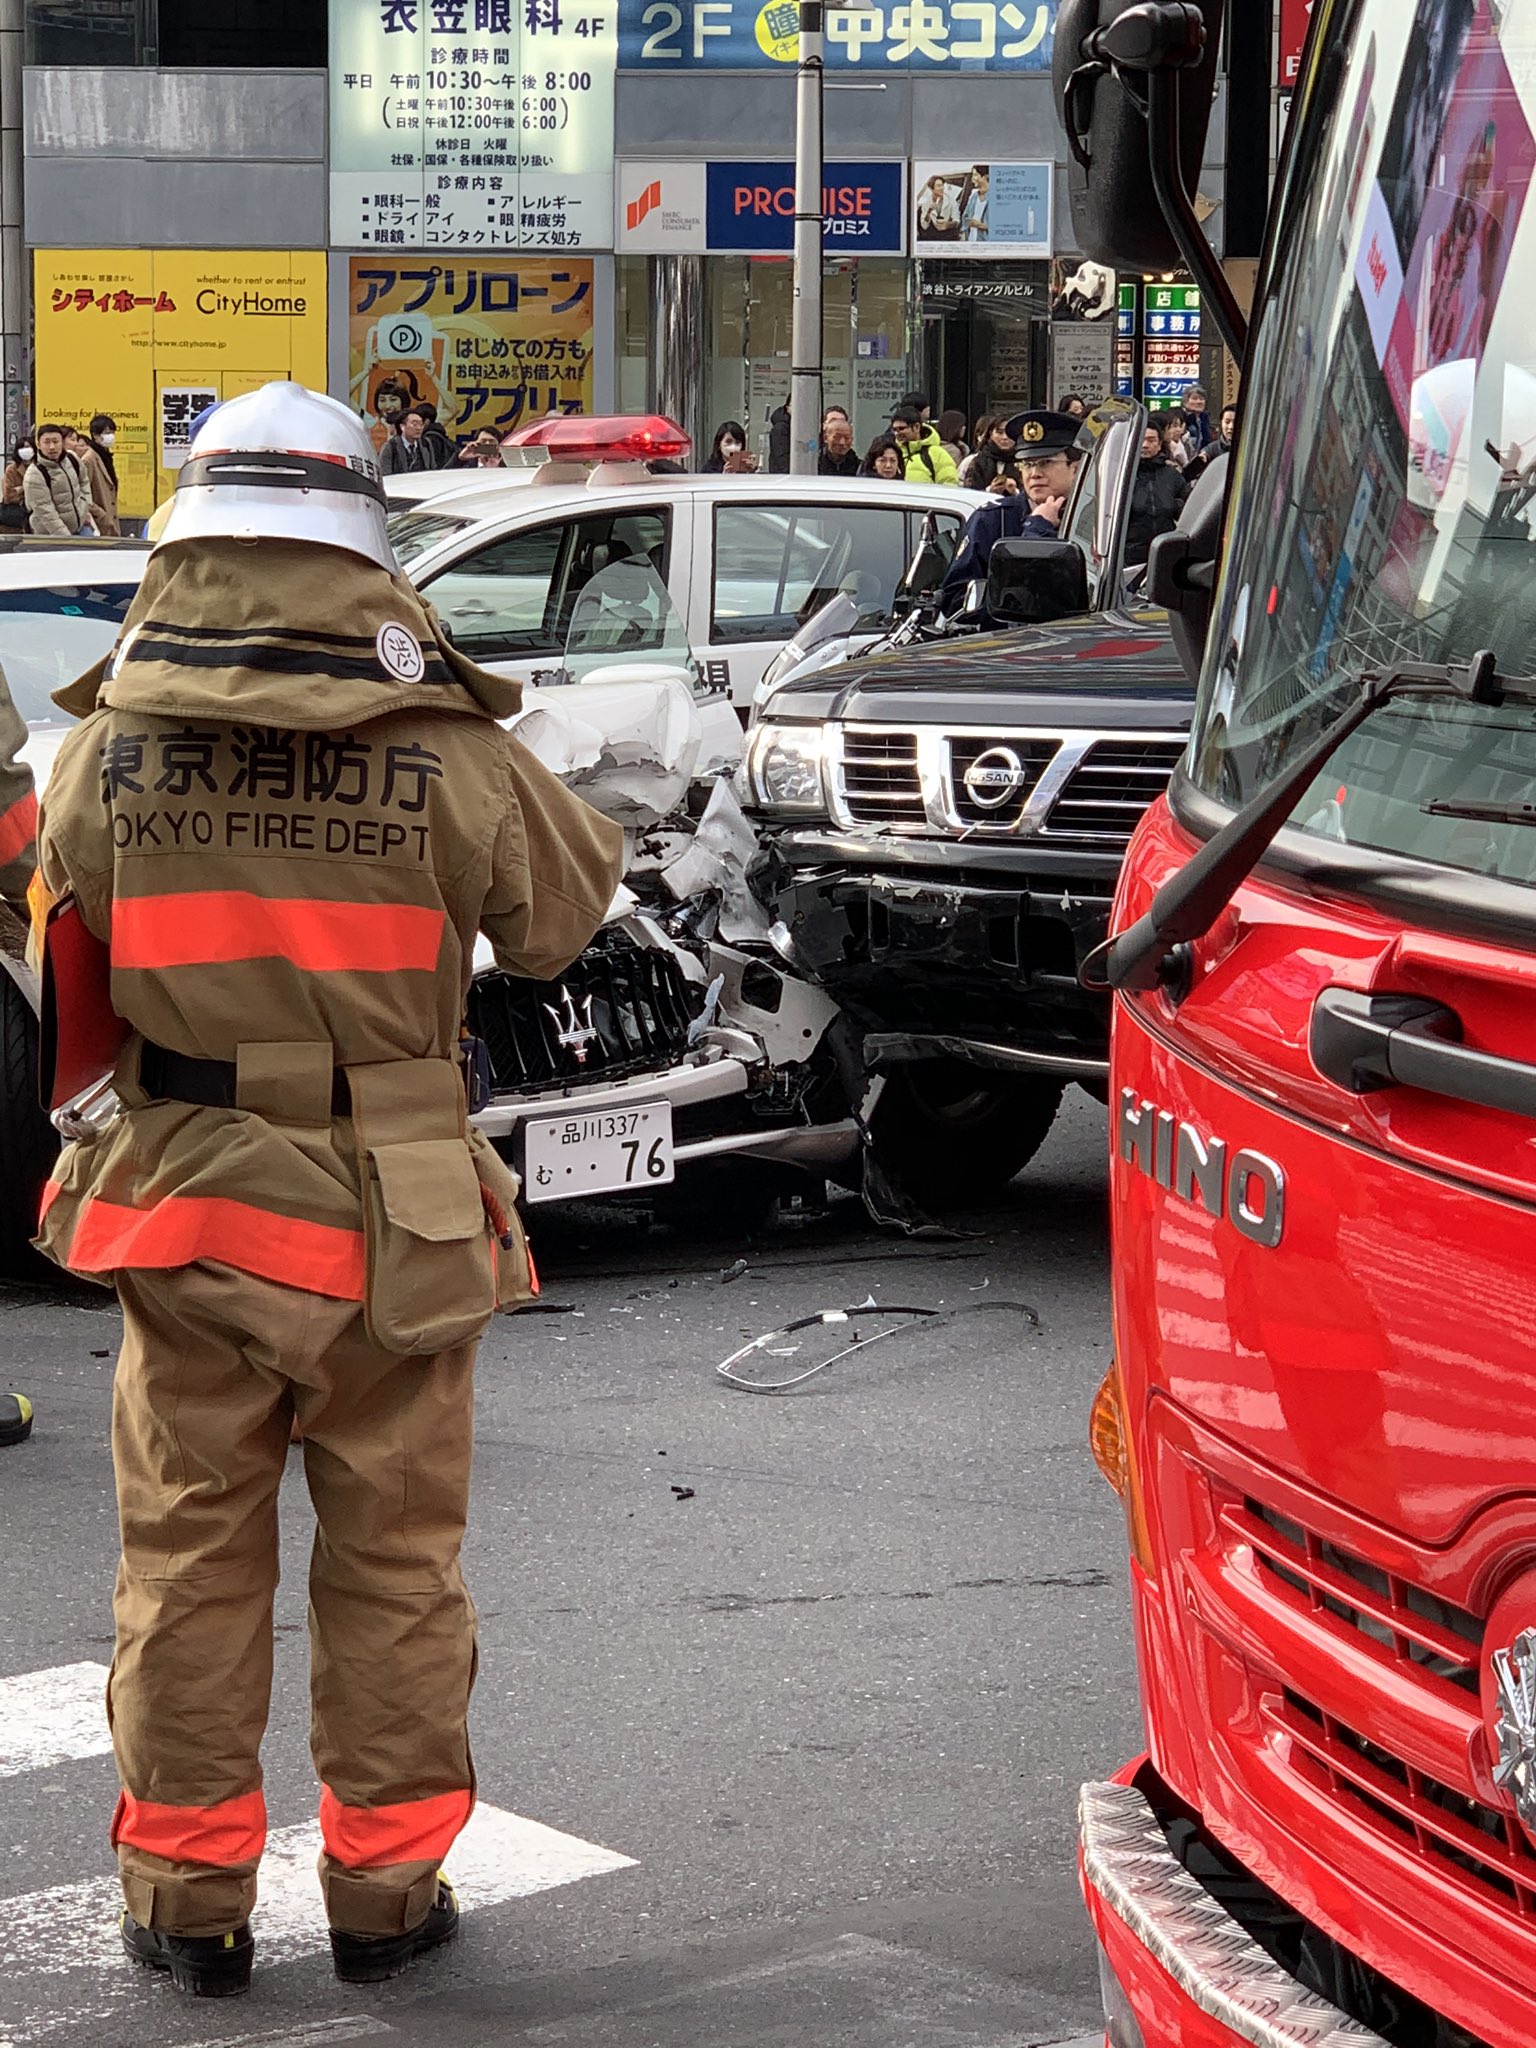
1188,0,1536,891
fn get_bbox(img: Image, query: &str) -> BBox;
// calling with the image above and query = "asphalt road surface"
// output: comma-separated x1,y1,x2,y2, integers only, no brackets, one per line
0,1091,1136,2048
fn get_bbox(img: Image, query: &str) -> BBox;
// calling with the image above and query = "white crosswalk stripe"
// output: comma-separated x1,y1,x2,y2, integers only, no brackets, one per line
0,1660,637,2044
0,1663,113,1777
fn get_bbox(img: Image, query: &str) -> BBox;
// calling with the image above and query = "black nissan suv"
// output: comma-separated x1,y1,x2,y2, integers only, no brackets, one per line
740,401,1201,1202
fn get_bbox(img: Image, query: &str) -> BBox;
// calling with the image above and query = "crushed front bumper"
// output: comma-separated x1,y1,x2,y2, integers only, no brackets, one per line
762,863,1115,1071
1081,1777,1390,2048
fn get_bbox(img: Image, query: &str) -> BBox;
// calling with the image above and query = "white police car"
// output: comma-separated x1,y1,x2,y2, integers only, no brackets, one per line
386,414,982,713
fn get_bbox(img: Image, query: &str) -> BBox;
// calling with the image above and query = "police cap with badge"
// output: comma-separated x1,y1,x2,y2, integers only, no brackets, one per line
1002,408,1085,459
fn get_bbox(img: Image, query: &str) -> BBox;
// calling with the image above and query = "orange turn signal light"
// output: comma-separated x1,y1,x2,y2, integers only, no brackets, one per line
1090,1361,1154,1575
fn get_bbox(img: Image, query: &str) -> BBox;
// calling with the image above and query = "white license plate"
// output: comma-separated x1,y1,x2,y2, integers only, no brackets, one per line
520,1101,675,1203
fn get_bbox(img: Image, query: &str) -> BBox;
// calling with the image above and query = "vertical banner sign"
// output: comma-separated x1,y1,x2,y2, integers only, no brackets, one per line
349,256,595,444
34,251,327,521
330,0,617,249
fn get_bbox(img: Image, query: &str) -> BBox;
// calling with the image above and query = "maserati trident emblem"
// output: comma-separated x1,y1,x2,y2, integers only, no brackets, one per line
545,987,597,1065
962,745,1028,811
1493,1629,1536,1827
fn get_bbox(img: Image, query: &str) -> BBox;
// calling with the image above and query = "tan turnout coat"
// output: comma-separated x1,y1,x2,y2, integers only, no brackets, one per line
36,536,623,1343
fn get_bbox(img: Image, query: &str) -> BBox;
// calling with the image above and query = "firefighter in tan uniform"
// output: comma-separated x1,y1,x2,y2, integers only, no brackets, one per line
34,383,623,1997
0,662,38,1443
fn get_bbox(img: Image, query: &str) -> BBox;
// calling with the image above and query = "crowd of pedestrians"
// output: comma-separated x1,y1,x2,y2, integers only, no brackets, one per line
1,413,120,536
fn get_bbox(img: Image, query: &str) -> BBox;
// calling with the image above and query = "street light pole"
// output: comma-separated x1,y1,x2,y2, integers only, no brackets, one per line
789,0,823,476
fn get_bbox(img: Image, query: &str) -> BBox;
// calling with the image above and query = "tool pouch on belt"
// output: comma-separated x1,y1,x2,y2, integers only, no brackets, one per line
347,1058,498,1356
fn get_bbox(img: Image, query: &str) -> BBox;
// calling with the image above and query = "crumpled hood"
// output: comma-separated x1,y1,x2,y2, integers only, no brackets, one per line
52,536,522,731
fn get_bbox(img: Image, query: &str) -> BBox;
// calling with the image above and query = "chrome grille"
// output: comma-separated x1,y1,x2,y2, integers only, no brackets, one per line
838,727,923,824
946,735,1058,830
467,927,700,1092
1044,739,1186,844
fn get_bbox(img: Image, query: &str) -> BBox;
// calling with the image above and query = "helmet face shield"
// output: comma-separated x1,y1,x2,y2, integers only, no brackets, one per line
156,381,399,572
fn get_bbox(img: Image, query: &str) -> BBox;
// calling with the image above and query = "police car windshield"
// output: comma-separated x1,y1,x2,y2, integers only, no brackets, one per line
0,584,138,724
1189,0,1536,892
387,508,476,570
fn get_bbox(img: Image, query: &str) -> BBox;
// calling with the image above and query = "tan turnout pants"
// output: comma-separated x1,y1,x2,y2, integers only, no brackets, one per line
109,1263,478,1937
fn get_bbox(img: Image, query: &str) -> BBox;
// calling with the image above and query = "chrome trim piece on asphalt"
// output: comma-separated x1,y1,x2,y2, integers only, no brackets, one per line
1079,1780,1387,2048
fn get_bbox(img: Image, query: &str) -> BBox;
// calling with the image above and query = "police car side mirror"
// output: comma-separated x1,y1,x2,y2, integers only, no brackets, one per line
986,538,1091,626
1053,0,1224,272
1146,450,1227,683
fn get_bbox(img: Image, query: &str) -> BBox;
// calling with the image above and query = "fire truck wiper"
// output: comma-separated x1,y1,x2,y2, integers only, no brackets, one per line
1422,797,1536,826
1083,650,1532,994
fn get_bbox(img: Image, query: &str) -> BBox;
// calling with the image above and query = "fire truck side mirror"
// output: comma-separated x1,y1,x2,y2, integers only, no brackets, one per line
1146,450,1228,684
1053,0,1224,273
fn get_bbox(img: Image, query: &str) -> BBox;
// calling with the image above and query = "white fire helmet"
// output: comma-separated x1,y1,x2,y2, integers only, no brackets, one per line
155,381,398,572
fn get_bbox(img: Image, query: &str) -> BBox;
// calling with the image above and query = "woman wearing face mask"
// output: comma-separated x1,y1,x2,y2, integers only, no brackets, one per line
2,437,33,531
861,435,904,481
87,412,121,535
703,421,758,474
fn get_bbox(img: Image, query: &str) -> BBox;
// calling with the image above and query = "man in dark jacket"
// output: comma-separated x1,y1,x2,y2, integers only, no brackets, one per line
941,409,1083,605
1125,423,1190,566
414,403,455,469
817,409,861,477
379,408,438,475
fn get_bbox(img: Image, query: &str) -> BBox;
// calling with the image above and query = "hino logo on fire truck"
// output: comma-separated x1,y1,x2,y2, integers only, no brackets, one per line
1117,1090,1285,1249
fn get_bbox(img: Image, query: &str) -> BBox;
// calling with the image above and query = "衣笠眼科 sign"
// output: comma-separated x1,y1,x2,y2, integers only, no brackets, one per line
331,0,616,249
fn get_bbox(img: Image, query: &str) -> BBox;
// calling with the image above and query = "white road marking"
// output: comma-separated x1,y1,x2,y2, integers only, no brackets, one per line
0,1803,635,2041
0,1663,112,1777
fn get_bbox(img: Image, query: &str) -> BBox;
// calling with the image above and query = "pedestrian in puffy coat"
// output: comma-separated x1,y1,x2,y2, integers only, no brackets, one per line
24,425,94,537
887,406,959,485
1125,424,1189,567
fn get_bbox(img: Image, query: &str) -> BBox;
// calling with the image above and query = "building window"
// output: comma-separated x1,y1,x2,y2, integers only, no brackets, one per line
26,0,325,65
27,0,147,65
157,0,326,65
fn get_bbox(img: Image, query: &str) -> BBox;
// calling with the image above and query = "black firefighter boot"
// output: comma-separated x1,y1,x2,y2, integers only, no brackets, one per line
120,1911,254,1997
331,1878,460,1984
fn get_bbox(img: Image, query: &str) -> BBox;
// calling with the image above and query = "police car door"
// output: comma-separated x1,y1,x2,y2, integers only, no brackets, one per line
702,497,916,711
418,499,684,695
1061,399,1147,607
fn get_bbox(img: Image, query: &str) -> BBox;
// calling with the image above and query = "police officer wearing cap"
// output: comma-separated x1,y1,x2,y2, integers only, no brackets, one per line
941,409,1085,607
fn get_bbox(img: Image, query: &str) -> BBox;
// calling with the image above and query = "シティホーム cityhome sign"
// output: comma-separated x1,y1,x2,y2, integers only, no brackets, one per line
329,0,618,248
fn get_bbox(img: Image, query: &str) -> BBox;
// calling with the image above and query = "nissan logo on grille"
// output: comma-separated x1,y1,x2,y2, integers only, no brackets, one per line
962,746,1028,810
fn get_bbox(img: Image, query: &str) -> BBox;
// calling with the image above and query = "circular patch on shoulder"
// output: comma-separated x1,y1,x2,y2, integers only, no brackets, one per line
377,621,426,683
106,624,141,680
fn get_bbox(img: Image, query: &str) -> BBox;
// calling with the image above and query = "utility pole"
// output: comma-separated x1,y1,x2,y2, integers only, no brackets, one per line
789,0,823,476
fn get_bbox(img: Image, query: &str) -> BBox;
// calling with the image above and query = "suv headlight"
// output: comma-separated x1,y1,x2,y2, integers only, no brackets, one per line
746,722,828,816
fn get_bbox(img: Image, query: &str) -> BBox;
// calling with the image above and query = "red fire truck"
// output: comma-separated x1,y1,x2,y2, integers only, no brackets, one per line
1058,2,1536,2043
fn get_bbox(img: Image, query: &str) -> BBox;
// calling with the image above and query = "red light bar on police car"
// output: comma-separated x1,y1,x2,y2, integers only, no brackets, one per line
506,414,691,463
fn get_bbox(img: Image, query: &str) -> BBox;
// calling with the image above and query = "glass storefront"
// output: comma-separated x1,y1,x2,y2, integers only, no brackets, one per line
918,262,1051,439
617,254,914,464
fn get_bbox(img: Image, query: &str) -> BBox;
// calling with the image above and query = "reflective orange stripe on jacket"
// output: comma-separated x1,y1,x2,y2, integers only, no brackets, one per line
319,1785,474,1869
40,1182,366,1299
111,892,446,973
112,1787,267,1868
0,789,37,868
